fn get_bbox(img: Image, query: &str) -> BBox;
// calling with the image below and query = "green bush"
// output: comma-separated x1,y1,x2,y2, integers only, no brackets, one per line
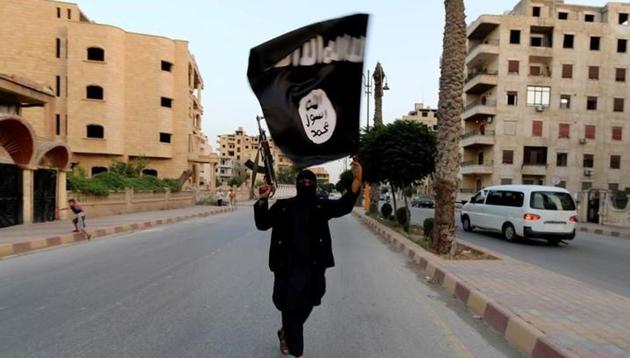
162,178,182,193
67,173,109,197
396,207,410,227
381,203,393,218
423,218,434,238
92,172,129,191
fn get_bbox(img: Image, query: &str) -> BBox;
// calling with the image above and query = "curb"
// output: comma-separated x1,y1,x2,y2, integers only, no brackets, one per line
576,225,630,240
0,207,236,260
353,211,576,358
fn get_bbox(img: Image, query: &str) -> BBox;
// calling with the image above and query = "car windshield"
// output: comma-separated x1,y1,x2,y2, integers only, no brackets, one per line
530,191,576,211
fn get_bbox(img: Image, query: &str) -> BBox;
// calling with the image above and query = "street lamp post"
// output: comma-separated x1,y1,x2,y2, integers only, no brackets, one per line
363,70,373,130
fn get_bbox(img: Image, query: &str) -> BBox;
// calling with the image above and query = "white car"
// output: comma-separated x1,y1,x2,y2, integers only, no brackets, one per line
460,185,577,244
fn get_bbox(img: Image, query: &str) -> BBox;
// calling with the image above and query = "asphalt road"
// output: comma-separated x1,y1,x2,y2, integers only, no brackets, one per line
0,207,518,358
408,206,630,298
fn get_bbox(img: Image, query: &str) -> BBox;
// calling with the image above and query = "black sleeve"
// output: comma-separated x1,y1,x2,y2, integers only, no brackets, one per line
253,199,275,231
325,190,359,219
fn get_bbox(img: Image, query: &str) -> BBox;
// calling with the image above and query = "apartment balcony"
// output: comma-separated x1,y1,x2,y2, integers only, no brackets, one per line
461,130,495,148
464,70,498,95
467,15,500,40
461,161,493,175
462,99,496,121
466,40,499,68
521,163,548,176
459,188,476,194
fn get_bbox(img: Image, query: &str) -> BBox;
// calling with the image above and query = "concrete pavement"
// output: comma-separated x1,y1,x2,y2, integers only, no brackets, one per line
357,211,630,357
0,207,517,358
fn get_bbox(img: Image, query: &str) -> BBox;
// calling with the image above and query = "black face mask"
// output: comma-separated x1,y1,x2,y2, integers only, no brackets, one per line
296,170,317,200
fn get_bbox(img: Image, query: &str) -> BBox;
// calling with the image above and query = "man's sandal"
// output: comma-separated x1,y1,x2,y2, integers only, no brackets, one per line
277,329,289,355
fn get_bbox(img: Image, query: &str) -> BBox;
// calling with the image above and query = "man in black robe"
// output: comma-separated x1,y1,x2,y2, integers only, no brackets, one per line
254,158,362,357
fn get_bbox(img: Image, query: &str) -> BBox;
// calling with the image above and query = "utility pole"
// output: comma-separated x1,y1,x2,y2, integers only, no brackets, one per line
369,62,389,214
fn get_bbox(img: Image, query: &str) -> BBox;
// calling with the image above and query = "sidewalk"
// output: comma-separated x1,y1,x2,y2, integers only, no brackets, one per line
576,222,630,240
0,205,236,258
355,211,630,358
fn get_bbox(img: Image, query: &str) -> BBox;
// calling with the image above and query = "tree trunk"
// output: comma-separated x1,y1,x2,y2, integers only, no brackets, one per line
432,0,466,256
390,183,398,213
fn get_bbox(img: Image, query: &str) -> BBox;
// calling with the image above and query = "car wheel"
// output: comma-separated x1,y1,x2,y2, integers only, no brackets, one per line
502,223,518,242
462,216,472,232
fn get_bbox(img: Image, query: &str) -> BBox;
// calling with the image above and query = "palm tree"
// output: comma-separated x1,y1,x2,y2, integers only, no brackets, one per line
432,0,466,256
369,62,385,214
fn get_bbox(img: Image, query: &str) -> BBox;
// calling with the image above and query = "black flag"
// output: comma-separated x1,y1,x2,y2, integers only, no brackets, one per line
247,14,369,168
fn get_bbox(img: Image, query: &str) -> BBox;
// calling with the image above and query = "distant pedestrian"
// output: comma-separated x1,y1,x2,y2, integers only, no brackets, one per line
229,188,237,206
254,157,363,358
57,199,91,240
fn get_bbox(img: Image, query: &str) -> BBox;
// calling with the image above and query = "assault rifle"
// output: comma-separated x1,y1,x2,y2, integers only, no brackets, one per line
245,116,277,198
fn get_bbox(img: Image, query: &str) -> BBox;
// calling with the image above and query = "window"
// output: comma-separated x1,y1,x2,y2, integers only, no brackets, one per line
67,8,71,20
609,183,619,191
563,34,574,48
422,112,428,117
56,38,61,58
486,191,503,206
530,35,543,47
504,121,516,135
507,91,518,106
585,125,596,139
557,152,568,167
523,146,547,165
86,124,104,138
161,61,173,72
56,7,61,18
502,150,514,164
527,86,550,107
86,85,103,100
562,64,573,78
142,169,158,177
612,126,623,140
614,98,625,112
510,30,521,44
91,167,107,176
582,182,592,190
530,192,575,210
501,178,513,185
618,39,628,53
584,14,595,22
560,94,571,109
530,65,541,76
590,36,600,50
620,13,629,26
471,192,486,204
160,132,172,143
56,76,61,97
161,97,173,108
587,96,598,110
508,60,519,74
87,47,105,61
558,11,568,20
616,68,626,82
610,155,621,169
55,114,61,135
559,123,570,138
532,6,541,17
532,121,543,136
588,66,599,80
583,154,594,168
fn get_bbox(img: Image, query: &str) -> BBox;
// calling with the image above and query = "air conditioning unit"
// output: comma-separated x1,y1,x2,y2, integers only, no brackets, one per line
584,169,592,177
579,138,587,145
535,105,545,112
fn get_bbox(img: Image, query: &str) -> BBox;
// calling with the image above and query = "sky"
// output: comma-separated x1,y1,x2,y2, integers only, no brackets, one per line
75,0,612,182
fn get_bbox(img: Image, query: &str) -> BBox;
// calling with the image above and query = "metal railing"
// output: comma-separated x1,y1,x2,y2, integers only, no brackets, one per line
461,160,494,167
467,39,500,54
465,69,499,83
464,99,497,111
461,130,495,139
459,188,476,193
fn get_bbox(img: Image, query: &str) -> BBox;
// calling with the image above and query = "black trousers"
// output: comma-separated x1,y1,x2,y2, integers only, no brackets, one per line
282,306,313,357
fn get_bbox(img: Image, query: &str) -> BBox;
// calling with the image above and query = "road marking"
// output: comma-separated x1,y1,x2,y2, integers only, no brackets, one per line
418,297,475,358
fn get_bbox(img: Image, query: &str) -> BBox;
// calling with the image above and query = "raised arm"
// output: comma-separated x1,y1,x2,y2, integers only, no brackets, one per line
326,158,363,219
253,184,274,231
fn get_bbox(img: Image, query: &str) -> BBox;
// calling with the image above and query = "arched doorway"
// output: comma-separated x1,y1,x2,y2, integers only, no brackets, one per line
33,142,71,223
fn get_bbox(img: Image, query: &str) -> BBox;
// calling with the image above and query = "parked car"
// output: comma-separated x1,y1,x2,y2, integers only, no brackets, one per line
460,185,577,245
411,197,434,208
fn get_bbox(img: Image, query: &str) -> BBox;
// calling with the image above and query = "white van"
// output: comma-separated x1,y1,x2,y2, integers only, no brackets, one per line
461,185,577,244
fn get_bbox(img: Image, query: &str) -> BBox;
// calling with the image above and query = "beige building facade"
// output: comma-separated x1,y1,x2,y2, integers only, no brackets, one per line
309,167,330,184
216,126,293,185
0,0,216,187
460,0,630,203
397,102,438,130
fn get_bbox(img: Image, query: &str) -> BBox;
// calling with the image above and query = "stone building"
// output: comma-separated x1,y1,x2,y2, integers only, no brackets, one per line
0,0,216,187
460,0,630,207
0,74,71,227
397,102,438,130
309,167,330,184
216,126,293,185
